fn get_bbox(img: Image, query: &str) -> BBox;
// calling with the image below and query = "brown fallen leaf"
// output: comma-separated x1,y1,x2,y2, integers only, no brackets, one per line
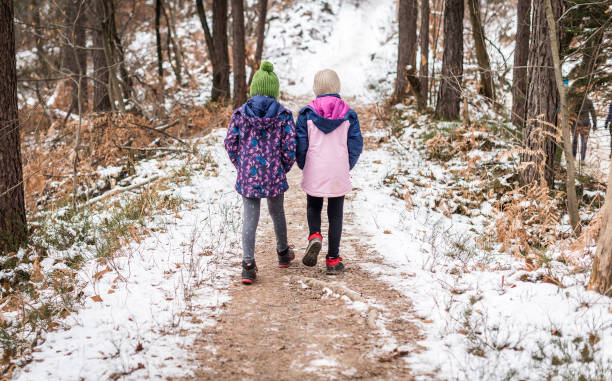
93,266,111,280
31,258,44,283
91,295,103,302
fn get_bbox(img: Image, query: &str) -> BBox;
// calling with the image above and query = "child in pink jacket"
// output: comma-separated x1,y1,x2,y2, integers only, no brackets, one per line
295,69,363,275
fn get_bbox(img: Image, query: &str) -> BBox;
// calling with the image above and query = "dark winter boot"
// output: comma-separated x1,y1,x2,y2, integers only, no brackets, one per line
242,261,258,284
326,256,344,275
277,247,295,268
302,232,323,267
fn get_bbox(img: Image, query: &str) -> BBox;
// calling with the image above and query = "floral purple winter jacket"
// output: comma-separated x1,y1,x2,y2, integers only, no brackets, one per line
224,95,297,198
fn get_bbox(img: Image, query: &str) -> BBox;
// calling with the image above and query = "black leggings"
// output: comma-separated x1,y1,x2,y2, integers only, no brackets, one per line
306,195,345,258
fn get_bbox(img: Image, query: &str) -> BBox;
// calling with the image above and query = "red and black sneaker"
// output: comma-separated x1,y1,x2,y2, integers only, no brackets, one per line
302,232,323,267
277,247,295,268
241,261,258,284
326,256,344,275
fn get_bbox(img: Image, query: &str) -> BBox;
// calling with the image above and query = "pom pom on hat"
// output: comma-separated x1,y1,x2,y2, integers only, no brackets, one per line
261,61,274,73
250,61,280,98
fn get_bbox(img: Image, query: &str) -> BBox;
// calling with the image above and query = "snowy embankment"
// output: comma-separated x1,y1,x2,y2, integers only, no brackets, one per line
15,131,241,380
266,0,397,101
349,107,612,380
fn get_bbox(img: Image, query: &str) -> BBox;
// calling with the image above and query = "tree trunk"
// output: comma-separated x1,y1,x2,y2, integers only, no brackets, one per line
466,0,494,100
519,0,561,187
212,0,230,101
63,0,88,112
195,0,217,66
589,165,612,296
394,0,417,104
0,0,27,252
91,0,111,112
544,0,579,233
419,0,430,105
166,1,189,85
435,0,464,120
247,0,268,87
98,0,131,111
232,0,247,107
195,0,230,101
155,0,164,81
511,0,530,128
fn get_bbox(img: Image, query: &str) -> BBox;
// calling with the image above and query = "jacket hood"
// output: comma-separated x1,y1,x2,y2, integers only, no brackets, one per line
242,95,284,120
302,95,351,134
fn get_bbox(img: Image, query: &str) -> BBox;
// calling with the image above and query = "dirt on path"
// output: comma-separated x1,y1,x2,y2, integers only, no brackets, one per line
188,178,423,379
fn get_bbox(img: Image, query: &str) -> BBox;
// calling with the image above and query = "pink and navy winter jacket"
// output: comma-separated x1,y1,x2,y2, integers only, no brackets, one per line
224,95,297,198
296,94,363,197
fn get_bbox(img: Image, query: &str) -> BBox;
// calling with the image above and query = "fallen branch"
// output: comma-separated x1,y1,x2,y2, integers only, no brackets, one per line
292,275,379,329
155,119,180,131
121,146,192,154
126,120,188,146
83,175,162,208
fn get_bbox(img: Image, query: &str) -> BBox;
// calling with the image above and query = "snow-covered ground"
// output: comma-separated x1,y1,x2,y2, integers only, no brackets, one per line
266,0,397,101
349,112,612,379
15,131,242,380
10,0,612,379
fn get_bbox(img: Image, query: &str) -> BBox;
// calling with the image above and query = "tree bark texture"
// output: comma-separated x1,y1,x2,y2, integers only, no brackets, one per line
99,0,131,111
62,0,88,112
589,165,612,296
519,0,561,187
247,0,268,86
196,0,230,101
195,0,217,65
232,0,247,107
544,0,579,233
155,0,164,81
212,0,230,101
394,0,417,104
435,0,464,120
91,0,111,112
466,0,494,100
0,0,27,252
511,0,531,128
419,0,430,105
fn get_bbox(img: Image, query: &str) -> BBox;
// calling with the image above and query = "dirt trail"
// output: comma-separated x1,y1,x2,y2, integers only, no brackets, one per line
185,101,423,379
188,173,421,379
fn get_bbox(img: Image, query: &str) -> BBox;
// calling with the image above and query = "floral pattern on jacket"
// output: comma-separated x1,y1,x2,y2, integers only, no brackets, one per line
224,100,297,198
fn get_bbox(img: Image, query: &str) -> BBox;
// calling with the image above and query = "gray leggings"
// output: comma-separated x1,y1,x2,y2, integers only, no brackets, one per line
242,194,288,262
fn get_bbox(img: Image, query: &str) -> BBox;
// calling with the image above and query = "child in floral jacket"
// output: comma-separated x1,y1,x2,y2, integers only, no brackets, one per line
224,61,297,284
296,69,363,275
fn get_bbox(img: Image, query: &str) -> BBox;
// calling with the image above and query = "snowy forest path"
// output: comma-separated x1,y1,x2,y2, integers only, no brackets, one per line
185,102,425,380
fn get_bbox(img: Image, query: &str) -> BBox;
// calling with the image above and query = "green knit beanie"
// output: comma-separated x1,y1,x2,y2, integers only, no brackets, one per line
250,61,280,98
